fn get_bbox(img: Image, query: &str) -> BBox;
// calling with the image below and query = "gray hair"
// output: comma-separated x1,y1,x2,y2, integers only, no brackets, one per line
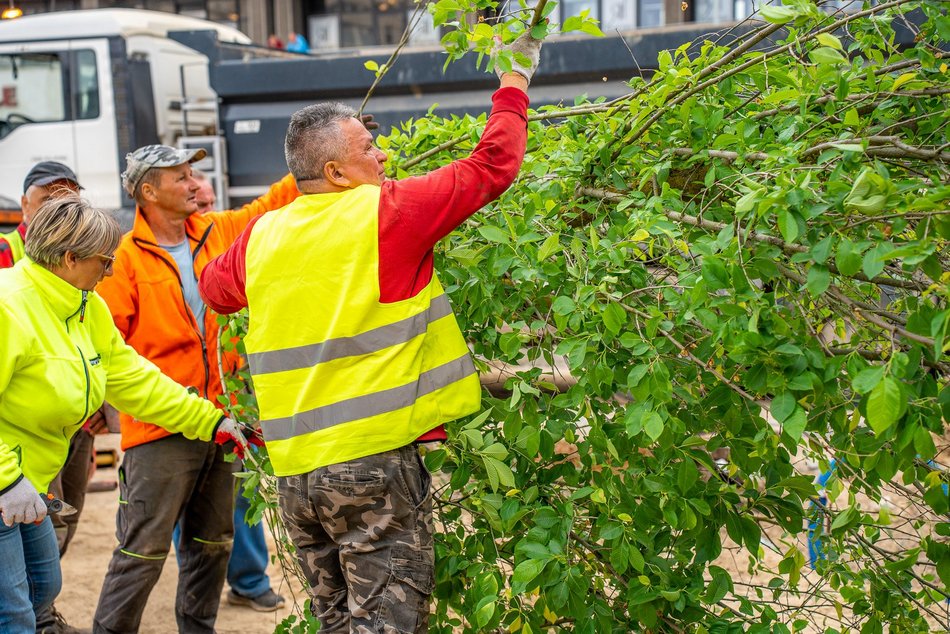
285,102,356,182
26,196,121,268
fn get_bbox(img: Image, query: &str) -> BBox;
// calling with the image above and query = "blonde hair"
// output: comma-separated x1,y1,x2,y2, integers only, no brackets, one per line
25,196,121,268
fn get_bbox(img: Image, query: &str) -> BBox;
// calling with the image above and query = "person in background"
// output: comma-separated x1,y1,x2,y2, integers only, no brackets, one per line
266,33,284,50
285,31,310,54
0,196,248,634
199,32,542,633
192,169,217,214
0,162,104,634
0,161,81,267
177,167,287,612
91,144,301,634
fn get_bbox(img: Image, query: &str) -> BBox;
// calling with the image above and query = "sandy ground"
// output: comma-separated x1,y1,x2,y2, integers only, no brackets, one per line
56,434,304,634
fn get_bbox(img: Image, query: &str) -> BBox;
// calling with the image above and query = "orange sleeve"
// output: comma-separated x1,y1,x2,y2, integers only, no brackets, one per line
96,249,138,340
204,173,300,243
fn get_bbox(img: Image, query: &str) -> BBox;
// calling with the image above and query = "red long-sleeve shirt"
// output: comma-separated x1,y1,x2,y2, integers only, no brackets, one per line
199,86,529,441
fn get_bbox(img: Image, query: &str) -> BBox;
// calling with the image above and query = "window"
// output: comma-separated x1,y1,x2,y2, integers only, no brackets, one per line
696,0,734,23
562,0,600,23
733,0,753,19
0,53,66,139
74,50,100,121
602,0,636,31
639,0,664,27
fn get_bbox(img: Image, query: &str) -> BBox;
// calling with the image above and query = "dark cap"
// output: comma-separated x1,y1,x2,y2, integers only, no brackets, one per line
23,161,83,194
121,145,207,196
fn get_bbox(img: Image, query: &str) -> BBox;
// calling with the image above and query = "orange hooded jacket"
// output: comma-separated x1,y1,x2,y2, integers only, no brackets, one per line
97,174,299,450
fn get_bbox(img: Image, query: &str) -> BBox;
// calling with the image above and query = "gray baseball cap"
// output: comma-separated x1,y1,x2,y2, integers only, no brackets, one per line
121,145,207,196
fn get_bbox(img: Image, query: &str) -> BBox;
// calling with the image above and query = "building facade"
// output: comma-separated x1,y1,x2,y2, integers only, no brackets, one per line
10,0,766,48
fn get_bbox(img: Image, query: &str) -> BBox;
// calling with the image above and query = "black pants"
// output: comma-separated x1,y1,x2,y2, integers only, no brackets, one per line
93,434,236,634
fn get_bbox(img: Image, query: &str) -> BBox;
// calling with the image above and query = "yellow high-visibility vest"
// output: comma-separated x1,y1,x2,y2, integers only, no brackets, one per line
1,228,25,264
244,184,481,476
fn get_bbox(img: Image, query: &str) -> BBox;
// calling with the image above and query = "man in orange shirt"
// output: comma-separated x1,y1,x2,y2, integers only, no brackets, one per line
91,145,300,634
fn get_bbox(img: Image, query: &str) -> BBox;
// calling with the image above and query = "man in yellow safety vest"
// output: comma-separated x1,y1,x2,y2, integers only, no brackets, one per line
199,32,542,633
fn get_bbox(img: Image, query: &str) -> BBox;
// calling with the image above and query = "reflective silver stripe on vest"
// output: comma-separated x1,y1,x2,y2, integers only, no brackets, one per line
261,352,476,442
248,294,453,375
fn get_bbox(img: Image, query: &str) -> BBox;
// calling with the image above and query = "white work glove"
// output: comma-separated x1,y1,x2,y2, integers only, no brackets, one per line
493,31,543,84
213,416,251,459
0,477,48,526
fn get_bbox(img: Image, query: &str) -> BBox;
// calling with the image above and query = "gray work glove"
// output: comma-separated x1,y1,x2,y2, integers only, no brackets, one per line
493,31,543,84
0,477,48,526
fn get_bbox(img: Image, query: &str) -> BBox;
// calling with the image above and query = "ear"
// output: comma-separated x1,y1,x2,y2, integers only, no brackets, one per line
323,160,351,188
140,181,159,203
62,251,79,269
19,195,28,222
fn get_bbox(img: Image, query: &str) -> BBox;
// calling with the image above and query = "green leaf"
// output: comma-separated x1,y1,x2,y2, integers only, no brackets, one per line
551,296,576,316
643,412,664,441
759,4,797,24
771,391,797,423
862,243,892,280
835,239,862,276
890,72,916,92
537,233,561,261
561,15,583,33
703,565,733,604
866,377,903,434
363,60,379,72
478,225,509,243
806,264,830,297
512,558,545,587
777,208,799,243
579,20,604,37
816,33,843,51
483,456,515,491
783,406,807,442
602,302,627,335
474,595,496,629
852,366,884,395
735,189,760,214
809,46,847,66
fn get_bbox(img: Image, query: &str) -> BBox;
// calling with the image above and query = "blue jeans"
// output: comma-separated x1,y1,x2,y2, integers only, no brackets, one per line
173,484,272,598
0,517,62,634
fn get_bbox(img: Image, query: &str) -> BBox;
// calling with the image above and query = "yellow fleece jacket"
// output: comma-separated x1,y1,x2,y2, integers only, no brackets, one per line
0,260,222,494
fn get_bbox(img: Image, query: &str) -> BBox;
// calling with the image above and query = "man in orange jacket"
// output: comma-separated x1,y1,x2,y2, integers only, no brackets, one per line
91,145,300,634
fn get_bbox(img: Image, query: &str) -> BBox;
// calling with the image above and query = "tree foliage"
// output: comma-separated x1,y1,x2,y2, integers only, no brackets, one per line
227,0,950,631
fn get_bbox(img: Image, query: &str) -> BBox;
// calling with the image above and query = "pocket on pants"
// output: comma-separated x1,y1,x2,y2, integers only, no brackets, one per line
115,465,128,542
375,545,434,634
320,468,386,497
400,450,431,510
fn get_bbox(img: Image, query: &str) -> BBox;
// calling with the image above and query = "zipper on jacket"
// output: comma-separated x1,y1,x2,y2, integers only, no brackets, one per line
133,231,213,399
64,304,92,433
79,290,88,323
74,345,92,431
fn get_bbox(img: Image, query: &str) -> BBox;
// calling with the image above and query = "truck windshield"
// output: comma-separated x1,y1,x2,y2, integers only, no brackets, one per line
0,52,66,139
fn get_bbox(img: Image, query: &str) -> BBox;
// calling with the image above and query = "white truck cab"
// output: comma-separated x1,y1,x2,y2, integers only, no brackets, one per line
0,9,249,217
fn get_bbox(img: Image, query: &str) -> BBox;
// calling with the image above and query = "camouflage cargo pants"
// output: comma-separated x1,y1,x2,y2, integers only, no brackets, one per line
278,444,434,634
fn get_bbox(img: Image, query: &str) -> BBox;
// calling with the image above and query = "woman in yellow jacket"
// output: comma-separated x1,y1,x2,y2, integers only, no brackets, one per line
0,198,248,634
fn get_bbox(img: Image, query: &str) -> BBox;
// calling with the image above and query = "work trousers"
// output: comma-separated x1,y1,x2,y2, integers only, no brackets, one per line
93,434,236,634
278,444,434,634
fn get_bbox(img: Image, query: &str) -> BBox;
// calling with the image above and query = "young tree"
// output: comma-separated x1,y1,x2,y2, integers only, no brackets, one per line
230,1,950,631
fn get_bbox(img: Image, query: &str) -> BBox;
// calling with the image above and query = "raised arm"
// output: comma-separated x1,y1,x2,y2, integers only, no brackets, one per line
198,215,262,314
